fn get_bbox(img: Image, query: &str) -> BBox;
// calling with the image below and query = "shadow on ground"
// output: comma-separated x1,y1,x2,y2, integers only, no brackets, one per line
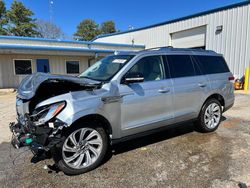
111,123,195,155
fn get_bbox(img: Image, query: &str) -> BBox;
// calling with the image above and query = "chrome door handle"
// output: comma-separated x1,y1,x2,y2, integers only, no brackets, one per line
198,83,207,87
158,89,170,93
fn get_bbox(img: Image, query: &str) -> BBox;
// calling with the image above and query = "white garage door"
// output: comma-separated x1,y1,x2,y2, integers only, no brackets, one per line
171,26,206,48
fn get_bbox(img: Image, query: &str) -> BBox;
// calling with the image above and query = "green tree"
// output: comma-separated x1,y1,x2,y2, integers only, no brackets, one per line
0,0,8,35
100,20,116,34
74,19,100,41
6,0,39,37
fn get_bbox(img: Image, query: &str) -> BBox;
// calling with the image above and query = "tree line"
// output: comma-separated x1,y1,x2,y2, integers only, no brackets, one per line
0,0,117,41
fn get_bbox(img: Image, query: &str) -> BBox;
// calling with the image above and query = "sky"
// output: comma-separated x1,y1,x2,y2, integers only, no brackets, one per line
4,0,245,38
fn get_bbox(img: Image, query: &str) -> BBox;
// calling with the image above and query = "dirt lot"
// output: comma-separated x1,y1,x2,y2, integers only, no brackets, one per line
0,92,250,188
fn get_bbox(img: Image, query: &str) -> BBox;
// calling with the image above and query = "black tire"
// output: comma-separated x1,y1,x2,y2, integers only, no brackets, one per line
195,98,222,133
53,122,108,175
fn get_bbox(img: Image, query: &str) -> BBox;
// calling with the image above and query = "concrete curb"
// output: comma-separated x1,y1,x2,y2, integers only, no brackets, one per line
0,88,16,94
234,90,250,94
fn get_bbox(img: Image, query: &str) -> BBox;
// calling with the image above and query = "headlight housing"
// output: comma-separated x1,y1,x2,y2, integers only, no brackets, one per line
31,101,66,125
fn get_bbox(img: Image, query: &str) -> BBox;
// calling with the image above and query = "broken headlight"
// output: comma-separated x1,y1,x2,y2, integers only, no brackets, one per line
31,101,66,126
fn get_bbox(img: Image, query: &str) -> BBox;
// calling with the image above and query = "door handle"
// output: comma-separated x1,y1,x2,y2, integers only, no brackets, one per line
198,83,207,87
158,89,170,93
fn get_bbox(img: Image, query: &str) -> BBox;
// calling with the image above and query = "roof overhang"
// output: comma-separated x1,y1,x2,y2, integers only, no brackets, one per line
0,36,145,56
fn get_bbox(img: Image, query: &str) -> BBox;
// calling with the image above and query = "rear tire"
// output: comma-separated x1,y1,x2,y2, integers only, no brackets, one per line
195,98,222,133
54,122,108,175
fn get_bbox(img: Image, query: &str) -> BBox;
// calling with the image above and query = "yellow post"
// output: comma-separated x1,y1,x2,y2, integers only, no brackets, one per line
244,67,249,91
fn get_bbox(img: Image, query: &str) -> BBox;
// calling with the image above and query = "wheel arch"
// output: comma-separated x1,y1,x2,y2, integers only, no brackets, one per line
203,93,225,108
68,114,113,140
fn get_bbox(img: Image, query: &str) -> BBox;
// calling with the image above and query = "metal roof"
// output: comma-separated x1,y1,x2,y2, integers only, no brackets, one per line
93,1,250,40
0,43,119,53
0,35,145,48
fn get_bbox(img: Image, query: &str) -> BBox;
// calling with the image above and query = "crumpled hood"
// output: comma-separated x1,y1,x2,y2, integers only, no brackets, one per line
17,72,101,100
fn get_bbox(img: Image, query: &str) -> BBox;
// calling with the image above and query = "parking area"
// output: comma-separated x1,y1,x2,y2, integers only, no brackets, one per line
0,92,250,188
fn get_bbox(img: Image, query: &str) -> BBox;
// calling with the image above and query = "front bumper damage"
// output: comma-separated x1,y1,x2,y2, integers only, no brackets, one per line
9,116,66,159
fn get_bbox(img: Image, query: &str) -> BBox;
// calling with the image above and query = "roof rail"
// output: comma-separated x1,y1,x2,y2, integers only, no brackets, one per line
140,46,216,54
141,46,173,52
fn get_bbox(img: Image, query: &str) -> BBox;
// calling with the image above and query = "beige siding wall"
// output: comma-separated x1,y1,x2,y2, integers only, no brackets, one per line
94,4,250,79
0,54,89,88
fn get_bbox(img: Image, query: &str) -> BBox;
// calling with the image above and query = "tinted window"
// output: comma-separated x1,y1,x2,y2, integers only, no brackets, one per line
66,61,80,74
195,55,230,74
127,56,164,82
14,60,32,75
166,55,195,78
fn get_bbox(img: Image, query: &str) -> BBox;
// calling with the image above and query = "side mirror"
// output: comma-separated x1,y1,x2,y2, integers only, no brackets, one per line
122,72,144,84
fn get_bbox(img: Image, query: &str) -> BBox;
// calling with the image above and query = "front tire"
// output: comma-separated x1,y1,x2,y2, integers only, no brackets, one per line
195,99,222,133
56,123,108,175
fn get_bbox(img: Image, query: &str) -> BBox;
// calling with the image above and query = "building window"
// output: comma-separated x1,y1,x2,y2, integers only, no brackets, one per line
66,61,80,74
14,59,32,75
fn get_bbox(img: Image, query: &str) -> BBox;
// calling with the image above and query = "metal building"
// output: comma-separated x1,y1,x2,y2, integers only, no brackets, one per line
94,1,250,82
0,36,144,88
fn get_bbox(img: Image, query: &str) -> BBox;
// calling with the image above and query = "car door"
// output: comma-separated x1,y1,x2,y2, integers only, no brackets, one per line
166,54,209,122
118,55,174,137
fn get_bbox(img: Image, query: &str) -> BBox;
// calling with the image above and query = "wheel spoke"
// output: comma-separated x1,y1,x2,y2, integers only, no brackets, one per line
64,153,80,163
86,130,97,141
211,118,215,128
89,145,99,157
88,138,102,146
85,150,91,166
63,144,76,152
74,154,84,168
79,129,87,142
69,133,78,146
208,120,212,128
205,111,210,117
213,106,219,112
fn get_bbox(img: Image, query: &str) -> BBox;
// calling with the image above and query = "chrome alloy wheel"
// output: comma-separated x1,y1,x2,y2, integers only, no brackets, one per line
204,103,221,129
62,128,103,169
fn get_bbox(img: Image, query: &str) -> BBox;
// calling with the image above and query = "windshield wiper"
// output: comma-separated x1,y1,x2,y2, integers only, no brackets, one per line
80,76,97,81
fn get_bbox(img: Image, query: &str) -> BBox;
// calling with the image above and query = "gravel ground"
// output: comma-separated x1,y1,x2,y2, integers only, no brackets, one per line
0,92,250,188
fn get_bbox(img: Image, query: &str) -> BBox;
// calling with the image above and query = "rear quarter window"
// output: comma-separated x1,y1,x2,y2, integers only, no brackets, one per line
195,55,230,74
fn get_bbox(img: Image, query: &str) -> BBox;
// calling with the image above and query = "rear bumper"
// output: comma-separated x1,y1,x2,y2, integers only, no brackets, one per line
224,96,234,112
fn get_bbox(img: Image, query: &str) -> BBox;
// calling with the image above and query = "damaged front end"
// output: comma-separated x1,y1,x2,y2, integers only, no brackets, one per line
10,72,102,160
10,100,68,160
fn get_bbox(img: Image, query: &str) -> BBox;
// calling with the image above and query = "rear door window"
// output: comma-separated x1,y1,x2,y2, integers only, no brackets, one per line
166,55,196,78
195,55,230,74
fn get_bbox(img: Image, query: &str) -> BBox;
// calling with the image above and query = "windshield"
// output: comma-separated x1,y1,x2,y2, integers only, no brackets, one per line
79,55,134,81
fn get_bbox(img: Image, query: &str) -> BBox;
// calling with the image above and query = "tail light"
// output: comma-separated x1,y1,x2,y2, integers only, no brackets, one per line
228,76,235,82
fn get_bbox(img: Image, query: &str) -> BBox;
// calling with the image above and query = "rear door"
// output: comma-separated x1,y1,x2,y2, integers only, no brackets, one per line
194,55,234,107
165,55,209,122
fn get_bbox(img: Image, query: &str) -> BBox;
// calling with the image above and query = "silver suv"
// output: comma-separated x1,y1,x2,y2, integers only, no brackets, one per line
10,47,234,175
